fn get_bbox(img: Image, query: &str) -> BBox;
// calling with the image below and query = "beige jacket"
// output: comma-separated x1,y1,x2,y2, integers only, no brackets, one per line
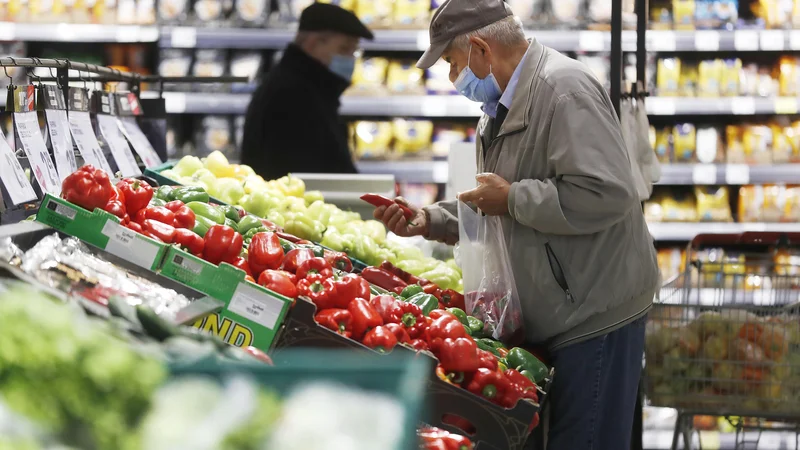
423,39,659,349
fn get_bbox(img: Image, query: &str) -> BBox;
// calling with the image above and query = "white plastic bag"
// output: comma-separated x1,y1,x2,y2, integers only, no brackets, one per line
456,201,524,342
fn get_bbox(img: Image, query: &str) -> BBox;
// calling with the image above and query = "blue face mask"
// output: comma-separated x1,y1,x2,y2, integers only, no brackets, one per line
453,44,502,104
329,54,356,82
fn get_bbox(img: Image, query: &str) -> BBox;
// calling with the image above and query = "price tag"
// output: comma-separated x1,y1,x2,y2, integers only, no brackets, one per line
102,219,136,247
45,110,78,182
725,164,750,185
774,97,798,114
101,219,161,269
760,30,785,50
694,31,720,51
163,93,187,114
0,22,16,41
118,118,162,168
649,30,676,51
692,164,717,184
97,115,141,177
415,31,430,51
115,25,140,42
579,31,605,51
139,26,159,42
734,30,759,51
791,30,800,50
171,252,202,275
68,111,114,175
14,111,61,196
421,97,447,117
646,97,676,115
46,199,77,220
55,23,77,42
170,27,197,48
431,162,449,184
228,282,285,329
0,126,36,205
731,97,756,115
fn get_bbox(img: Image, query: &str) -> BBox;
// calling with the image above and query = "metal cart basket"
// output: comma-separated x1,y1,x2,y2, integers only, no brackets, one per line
644,232,800,450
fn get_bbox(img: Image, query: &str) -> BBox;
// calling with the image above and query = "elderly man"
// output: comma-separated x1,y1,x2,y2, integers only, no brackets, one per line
371,0,659,448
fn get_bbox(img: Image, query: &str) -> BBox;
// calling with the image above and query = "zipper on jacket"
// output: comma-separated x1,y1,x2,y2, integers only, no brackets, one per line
545,243,574,304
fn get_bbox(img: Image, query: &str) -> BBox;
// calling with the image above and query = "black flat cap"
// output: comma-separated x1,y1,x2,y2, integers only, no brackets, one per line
299,2,374,40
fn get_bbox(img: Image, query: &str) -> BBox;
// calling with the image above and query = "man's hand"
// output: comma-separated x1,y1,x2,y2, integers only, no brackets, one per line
373,197,429,237
458,173,511,216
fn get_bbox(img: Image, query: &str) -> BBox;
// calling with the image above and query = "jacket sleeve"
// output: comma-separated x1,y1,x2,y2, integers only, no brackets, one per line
423,200,459,245
507,91,637,235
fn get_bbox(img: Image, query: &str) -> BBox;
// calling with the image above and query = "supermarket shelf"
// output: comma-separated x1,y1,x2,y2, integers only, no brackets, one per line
643,429,794,450
0,22,159,42
143,91,251,114
657,164,800,185
356,160,449,184
647,96,800,116
647,222,800,241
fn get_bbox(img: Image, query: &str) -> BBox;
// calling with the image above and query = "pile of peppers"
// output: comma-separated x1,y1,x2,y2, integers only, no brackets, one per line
418,426,473,450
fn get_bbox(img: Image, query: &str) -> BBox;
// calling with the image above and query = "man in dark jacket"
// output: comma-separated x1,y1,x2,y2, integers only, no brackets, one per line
241,3,373,180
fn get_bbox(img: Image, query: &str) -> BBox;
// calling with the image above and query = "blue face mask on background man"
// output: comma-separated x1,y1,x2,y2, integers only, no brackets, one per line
329,54,356,81
454,44,502,104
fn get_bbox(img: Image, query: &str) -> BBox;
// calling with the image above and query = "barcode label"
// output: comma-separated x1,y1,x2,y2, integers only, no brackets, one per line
102,220,136,246
228,282,285,329
51,201,77,220
172,253,202,275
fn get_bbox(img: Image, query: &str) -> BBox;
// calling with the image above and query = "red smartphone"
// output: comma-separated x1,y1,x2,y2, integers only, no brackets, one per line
360,193,415,220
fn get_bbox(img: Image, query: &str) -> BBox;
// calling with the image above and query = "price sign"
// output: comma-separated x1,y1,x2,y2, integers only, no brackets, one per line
0,127,36,205
579,31,605,51
68,111,114,175
734,30,759,50
14,112,61,196
791,30,800,50
731,97,756,115
725,164,750,185
694,31,720,51
646,97,676,115
760,30,785,50
415,31,430,51
97,115,141,177
118,118,162,168
774,97,798,114
692,164,717,185
115,25,140,42
101,219,162,269
228,282,285,329
45,110,78,182
649,31,676,51
170,27,197,48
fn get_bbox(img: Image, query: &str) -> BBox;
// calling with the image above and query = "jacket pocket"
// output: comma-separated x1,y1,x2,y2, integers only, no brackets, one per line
544,243,575,304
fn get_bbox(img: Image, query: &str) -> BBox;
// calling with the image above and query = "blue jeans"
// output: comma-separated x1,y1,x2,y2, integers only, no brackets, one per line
526,316,646,450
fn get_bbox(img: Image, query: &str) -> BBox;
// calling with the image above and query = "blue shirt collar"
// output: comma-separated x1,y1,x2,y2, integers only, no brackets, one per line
481,50,529,119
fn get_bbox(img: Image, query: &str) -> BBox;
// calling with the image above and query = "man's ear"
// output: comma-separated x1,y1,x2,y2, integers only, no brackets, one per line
469,36,491,56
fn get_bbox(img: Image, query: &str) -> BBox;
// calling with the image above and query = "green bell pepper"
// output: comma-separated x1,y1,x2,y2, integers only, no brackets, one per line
155,185,174,201
192,215,216,237
476,338,506,358
237,215,263,235
467,316,485,336
296,243,324,257
244,226,268,241
400,285,424,299
149,197,166,207
505,347,549,384
221,205,242,223
278,238,296,254
447,307,469,326
321,231,354,253
224,217,239,232
185,201,225,224
408,293,438,316
169,186,210,204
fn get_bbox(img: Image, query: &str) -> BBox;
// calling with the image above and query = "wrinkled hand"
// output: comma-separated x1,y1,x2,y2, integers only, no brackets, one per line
373,196,429,237
458,173,511,216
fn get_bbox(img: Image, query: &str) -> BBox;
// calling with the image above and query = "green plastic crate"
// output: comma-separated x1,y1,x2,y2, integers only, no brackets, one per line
170,349,430,450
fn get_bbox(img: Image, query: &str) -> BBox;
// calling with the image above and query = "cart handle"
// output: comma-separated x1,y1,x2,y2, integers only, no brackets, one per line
691,232,800,248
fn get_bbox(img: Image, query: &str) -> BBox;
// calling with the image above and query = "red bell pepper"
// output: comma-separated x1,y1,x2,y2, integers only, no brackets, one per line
360,267,407,292
258,269,298,298
275,231,302,243
117,178,153,216
504,369,539,403
142,206,175,225
423,283,443,300
379,261,423,285
61,165,114,212
383,322,411,343
141,219,176,243
362,325,398,353
437,337,480,373
440,289,466,311
360,193,415,220
173,228,204,256
368,295,398,321
297,278,338,310
370,295,427,339
248,232,284,277
418,428,473,450
466,368,520,408
427,310,469,352
278,270,297,285
229,256,253,277
125,221,143,234
332,273,368,308
164,200,196,230
476,348,498,371
133,208,147,225
408,339,429,351
203,225,243,265
324,250,353,272
296,257,333,281
280,248,315,273
348,297,383,340
104,199,128,222
315,308,353,337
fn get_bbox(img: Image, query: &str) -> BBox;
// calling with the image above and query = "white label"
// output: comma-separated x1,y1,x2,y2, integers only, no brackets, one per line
725,164,750,185
0,127,37,205
52,201,77,219
774,97,798,114
649,31,676,51
163,92,187,114
791,30,800,50
694,31,720,51
228,282,285,329
578,31,605,52
415,31,430,51
731,97,756,115
118,118,162,168
115,25,140,42
14,112,61,196
431,161,449,184
759,30,785,50
101,219,161,269
734,30,759,51
97,114,141,177
45,110,78,182
692,164,717,184
645,97,676,115
68,111,114,175
421,97,447,117
170,27,197,48
0,22,16,41
171,252,202,275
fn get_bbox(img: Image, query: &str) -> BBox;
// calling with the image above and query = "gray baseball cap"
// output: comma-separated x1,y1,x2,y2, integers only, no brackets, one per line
416,0,513,69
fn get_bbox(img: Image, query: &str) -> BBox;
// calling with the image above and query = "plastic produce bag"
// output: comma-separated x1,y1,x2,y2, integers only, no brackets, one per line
456,200,523,342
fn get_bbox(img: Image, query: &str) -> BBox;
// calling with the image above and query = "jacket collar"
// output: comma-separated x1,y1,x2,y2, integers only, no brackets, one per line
496,39,546,137
280,44,351,101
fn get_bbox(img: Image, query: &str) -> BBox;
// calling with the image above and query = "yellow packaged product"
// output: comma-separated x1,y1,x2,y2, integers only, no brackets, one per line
673,123,697,162
771,122,793,164
695,186,733,222
696,126,723,163
348,57,389,96
791,121,800,162
392,0,429,27
774,248,800,277
752,0,791,28
784,186,800,221
392,119,433,154
673,0,696,29
658,247,686,281
657,58,681,96
778,56,798,97
720,59,741,96
654,127,673,163
315,0,355,10
725,125,745,163
386,60,424,95
354,0,392,27
353,121,393,159
425,60,457,95
742,125,773,164
679,63,698,97
431,124,468,157
698,60,722,97
739,185,784,222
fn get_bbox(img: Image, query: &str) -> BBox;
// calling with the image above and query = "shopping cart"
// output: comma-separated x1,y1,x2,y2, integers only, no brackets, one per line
644,232,800,450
